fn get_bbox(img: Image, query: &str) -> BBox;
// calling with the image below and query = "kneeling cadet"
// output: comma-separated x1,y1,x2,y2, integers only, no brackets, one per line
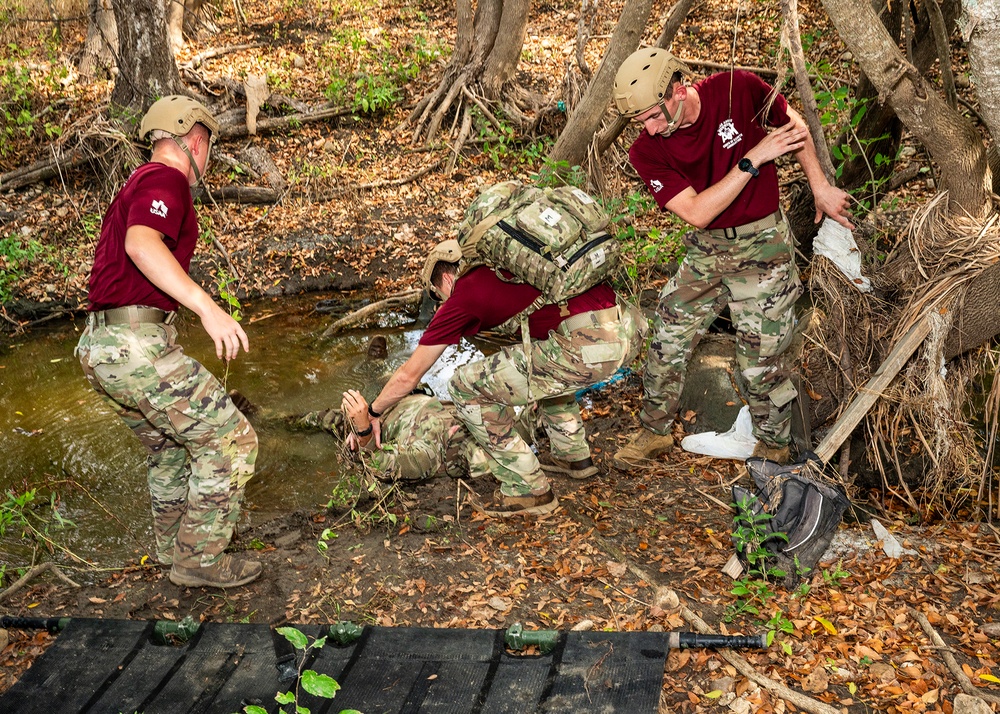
356,182,645,517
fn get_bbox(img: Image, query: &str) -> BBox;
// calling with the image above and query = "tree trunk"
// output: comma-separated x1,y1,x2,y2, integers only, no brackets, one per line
835,0,958,197
79,0,117,82
110,0,184,114
547,0,657,175
167,0,209,51
166,0,185,52
549,0,694,180
819,0,990,216
480,0,531,99
961,0,1000,150
402,0,537,153
944,263,1000,360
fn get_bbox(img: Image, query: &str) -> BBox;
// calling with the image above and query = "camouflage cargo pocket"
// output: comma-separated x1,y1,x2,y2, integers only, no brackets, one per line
79,329,132,368
768,378,798,408
580,341,625,365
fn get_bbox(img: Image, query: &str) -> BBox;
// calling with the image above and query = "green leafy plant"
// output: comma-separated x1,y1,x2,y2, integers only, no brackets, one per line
352,73,400,114
603,191,686,298
822,560,850,588
0,232,50,303
214,269,242,386
726,495,787,622
0,488,78,561
531,158,586,189
216,270,242,323
316,527,338,555
0,40,64,155
243,627,358,714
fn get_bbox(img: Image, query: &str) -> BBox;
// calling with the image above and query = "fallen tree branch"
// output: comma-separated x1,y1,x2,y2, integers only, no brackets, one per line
312,158,444,201
0,562,80,604
183,42,265,70
218,105,357,139
913,609,1000,704
320,289,422,338
0,146,88,192
193,185,280,204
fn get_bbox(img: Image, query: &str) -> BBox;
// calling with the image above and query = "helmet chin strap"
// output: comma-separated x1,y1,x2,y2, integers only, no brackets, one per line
656,96,686,137
172,137,204,184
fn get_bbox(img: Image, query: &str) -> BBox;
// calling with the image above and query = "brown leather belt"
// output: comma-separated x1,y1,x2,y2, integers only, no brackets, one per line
92,306,176,327
706,210,783,240
561,305,620,333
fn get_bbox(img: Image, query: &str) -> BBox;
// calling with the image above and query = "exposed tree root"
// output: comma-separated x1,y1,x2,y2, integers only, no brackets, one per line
404,71,548,164
320,289,423,339
0,563,80,604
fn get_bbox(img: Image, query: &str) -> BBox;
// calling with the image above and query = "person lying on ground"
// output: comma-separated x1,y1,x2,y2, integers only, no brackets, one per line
293,388,490,485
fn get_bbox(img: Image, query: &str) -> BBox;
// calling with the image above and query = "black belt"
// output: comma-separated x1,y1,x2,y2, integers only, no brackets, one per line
706,210,783,240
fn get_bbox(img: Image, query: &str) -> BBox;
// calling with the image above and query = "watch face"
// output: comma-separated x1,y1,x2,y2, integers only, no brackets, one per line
739,158,758,175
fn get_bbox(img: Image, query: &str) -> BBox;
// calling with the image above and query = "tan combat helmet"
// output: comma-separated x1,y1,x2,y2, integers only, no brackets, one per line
139,95,219,144
420,239,463,301
613,48,690,118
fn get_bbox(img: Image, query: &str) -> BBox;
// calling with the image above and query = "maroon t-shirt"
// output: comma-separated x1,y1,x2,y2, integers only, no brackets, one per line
628,70,790,230
87,162,198,312
418,266,617,346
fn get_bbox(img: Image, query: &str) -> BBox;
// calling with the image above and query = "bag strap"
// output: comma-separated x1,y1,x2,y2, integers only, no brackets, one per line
462,213,505,260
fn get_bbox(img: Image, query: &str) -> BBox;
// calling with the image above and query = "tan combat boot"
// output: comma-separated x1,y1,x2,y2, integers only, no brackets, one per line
751,441,791,465
169,553,262,588
472,488,560,518
540,457,599,480
613,429,674,470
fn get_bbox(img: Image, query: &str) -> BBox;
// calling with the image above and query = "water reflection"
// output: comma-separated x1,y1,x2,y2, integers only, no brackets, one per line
0,294,481,569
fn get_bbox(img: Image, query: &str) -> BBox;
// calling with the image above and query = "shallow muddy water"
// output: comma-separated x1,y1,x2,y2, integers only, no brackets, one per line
0,294,481,570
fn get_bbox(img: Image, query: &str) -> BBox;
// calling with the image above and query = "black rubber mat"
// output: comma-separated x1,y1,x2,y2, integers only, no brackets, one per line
0,619,668,713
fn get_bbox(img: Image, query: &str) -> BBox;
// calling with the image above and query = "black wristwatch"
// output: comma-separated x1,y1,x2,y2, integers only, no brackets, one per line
738,158,759,178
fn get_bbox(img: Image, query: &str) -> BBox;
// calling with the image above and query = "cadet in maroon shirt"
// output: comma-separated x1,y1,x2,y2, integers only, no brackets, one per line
76,96,260,589
355,241,643,518
611,49,853,468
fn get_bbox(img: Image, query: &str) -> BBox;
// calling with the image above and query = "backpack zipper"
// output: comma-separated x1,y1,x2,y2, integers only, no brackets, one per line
565,232,613,267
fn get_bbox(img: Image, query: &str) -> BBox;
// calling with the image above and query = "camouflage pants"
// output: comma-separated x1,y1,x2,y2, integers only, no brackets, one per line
360,395,490,482
449,304,643,496
76,316,257,568
642,222,801,447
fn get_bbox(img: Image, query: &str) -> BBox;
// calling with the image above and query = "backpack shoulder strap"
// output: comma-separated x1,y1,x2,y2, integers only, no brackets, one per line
461,213,505,260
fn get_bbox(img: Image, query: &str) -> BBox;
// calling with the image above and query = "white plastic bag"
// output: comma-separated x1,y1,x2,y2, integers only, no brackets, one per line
813,217,871,292
680,405,757,460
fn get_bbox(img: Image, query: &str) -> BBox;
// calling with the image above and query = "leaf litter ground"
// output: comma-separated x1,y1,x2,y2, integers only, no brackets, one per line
2,0,998,711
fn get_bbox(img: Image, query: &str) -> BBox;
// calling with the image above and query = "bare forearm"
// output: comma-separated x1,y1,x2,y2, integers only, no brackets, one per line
124,228,215,317
371,370,421,416
792,119,831,192
667,122,807,228
370,344,447,415
125,225,250,359
669,168,754,228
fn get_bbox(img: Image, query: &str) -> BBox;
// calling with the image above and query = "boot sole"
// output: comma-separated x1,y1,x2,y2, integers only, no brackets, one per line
169,568,261,589
540,464,598,480
468,495,560,518
612,447,673,470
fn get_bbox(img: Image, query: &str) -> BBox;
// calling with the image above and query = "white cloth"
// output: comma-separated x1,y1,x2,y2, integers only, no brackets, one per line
813,218,871,292
680,405,757,460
